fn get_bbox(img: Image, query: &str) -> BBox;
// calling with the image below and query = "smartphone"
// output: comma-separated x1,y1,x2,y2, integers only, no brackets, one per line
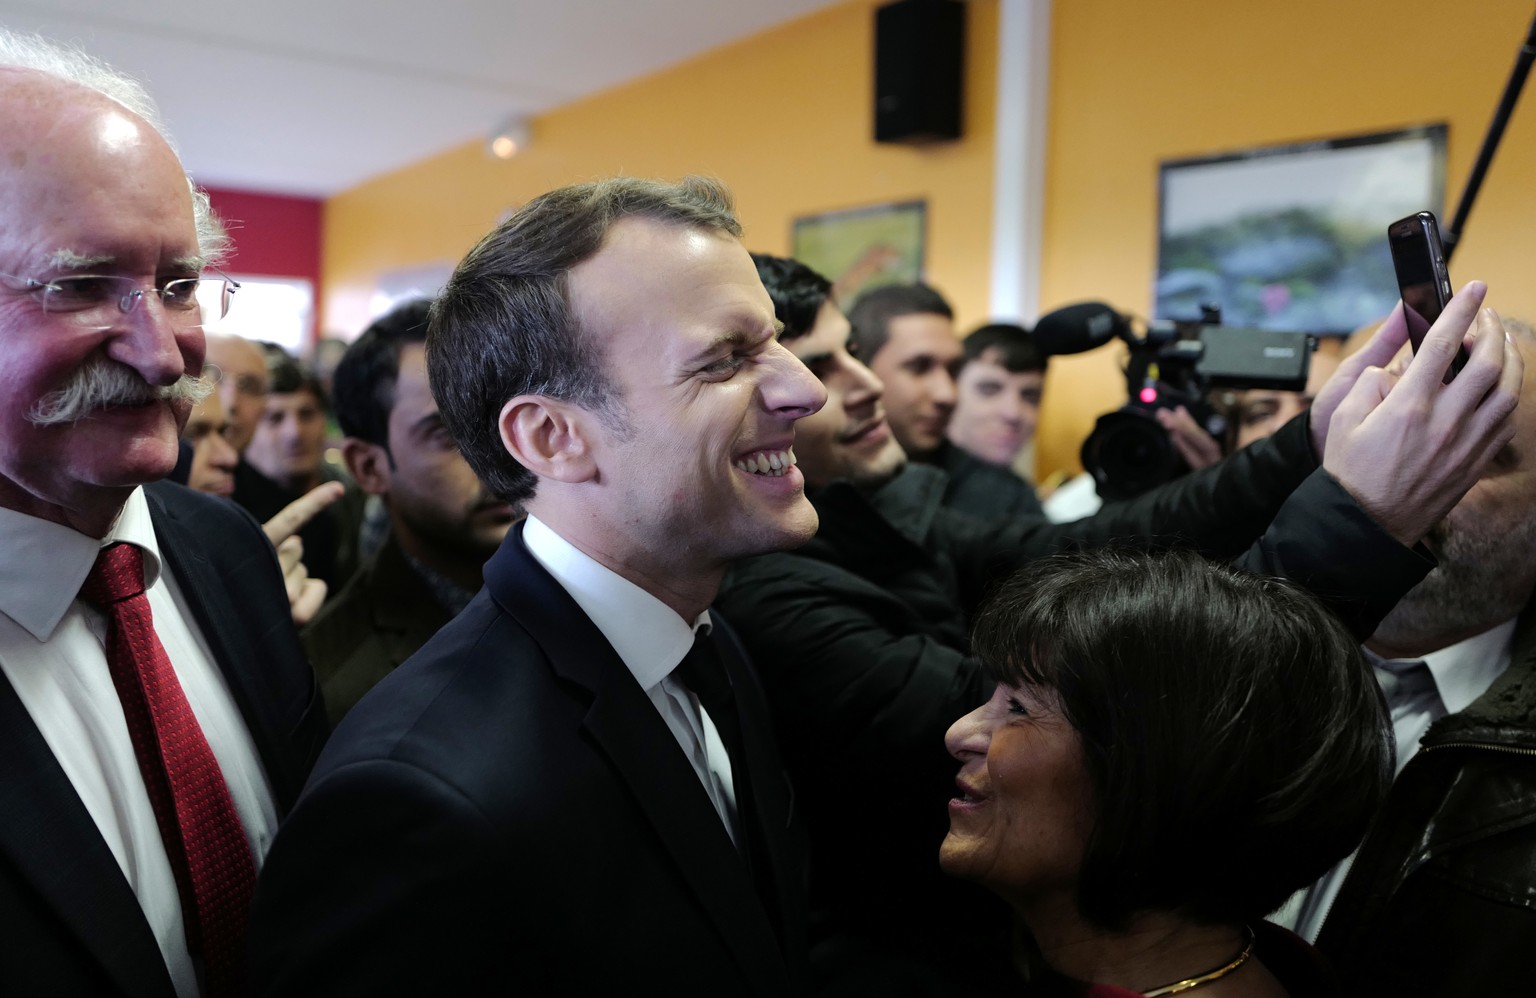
1387,211,1466,381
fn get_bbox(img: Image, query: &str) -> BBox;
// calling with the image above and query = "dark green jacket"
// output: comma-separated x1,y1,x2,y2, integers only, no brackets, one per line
302,532,452,724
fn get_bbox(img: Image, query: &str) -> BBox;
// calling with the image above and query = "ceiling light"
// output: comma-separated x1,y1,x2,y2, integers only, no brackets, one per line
488,117,531,160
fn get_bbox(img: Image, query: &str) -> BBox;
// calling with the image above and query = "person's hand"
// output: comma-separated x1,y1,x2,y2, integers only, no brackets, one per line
275,535,327,626
1319,281,1521,547
262,481,345,626
1155,405,1223,471
1309,310,1415,455
261,481,345,547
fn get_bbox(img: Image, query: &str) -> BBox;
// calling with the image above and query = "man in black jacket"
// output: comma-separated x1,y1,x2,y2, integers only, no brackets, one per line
303,299,520,723
942,321,1047,517
722,255,1522,995
251,179,821,996
846,282,1038,520
1297,319,1536,995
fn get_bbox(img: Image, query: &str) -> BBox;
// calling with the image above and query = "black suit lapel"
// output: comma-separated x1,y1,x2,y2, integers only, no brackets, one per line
484,527,793,995
711,617,809,964
582,688,792,994
144,486,308,809
0,661,177,998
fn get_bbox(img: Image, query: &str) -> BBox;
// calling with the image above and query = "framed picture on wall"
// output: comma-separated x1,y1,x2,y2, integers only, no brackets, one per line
792,200,926,306
1156,125,1446,335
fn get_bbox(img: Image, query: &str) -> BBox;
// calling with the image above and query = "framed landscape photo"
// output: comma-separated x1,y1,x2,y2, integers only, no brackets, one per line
1156,125,1446,335
792,200,926,305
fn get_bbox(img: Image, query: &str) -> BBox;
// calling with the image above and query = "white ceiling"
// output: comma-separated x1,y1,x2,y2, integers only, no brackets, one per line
0,0,847,197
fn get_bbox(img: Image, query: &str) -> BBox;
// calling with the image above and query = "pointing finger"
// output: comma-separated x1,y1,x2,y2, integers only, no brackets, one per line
262,481,345,547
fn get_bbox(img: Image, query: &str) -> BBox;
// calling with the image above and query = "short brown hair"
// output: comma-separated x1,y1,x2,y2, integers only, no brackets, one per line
428,176,742,503
846,282,953,362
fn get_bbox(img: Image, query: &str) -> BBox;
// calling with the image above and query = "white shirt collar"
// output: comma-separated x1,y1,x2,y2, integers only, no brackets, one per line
521,514,709,692
0,487,163,641
1366,618,1517,715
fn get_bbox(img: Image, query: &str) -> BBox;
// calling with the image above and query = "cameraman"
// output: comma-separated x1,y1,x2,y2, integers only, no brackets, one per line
1158,337,1345,468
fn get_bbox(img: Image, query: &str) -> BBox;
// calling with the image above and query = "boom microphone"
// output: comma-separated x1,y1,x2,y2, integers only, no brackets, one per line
1032,302,1132,357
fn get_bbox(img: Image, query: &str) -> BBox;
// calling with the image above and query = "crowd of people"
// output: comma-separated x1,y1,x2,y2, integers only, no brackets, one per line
2,26,1533,998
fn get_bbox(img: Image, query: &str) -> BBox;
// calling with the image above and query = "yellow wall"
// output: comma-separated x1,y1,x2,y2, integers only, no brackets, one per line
322,0,999,336
327,0,1536,483
1036,0,1536,477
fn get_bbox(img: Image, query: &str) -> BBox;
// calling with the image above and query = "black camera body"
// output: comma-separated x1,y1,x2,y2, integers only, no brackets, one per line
1061,305,1314,501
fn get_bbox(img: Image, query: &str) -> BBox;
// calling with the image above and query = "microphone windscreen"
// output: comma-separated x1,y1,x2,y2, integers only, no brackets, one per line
1033,302,1128,356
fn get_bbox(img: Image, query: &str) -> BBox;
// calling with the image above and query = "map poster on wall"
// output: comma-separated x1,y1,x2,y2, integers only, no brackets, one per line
1156,125,1446,335
792,200,926,307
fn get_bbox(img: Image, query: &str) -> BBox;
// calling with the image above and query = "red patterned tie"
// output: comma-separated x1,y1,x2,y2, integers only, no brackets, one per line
79,543,255,998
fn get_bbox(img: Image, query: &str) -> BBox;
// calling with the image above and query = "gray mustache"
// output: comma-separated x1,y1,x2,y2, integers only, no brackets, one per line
28,360,215,427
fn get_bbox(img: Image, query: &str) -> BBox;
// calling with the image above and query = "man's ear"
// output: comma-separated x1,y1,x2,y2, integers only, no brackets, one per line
341,438,392,496
499,395,598,485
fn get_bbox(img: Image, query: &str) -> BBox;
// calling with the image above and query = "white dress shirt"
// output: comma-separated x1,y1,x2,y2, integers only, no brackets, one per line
522,515,741,845
0,487,279,998
1277,620,1516,941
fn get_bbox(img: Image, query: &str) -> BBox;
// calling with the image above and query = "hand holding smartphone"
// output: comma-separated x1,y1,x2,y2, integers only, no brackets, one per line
1387,210,1469,382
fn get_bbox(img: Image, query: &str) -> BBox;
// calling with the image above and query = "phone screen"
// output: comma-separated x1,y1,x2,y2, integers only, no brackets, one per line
1388,211,1463,380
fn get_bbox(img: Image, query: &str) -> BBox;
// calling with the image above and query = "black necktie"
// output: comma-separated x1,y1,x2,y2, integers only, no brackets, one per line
676,627,786,942
676,630,748,800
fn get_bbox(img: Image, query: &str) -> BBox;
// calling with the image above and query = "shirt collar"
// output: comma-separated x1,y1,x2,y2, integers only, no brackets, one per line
1365,618,1517,715
520,515,709,692
0,487,162,641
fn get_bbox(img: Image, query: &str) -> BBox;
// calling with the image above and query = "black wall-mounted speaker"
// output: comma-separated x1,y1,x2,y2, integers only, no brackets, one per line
873,0,966,145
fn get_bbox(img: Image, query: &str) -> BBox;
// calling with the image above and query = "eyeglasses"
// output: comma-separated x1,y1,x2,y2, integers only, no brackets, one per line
0,268,240,329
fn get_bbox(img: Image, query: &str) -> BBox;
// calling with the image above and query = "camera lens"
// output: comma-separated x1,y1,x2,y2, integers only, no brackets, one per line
1080,407,1181,502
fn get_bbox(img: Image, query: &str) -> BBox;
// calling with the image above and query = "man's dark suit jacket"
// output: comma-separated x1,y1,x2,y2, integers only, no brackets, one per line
0,481,329,998
249,522,809,996
301,531,452,724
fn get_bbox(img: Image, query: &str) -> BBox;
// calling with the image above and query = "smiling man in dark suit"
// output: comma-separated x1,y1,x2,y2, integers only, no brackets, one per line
250,177,826,996
0,30,327,998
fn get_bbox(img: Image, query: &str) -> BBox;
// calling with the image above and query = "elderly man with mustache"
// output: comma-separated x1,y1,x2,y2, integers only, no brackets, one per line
0,30,327,998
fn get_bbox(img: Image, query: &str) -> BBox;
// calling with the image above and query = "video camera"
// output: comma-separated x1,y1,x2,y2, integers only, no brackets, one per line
1033,302,1315,501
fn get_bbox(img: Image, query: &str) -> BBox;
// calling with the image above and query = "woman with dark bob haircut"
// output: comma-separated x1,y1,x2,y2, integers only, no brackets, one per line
942,548,1391,996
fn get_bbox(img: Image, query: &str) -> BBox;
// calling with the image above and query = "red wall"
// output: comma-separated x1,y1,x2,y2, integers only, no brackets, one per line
202,186,325,347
